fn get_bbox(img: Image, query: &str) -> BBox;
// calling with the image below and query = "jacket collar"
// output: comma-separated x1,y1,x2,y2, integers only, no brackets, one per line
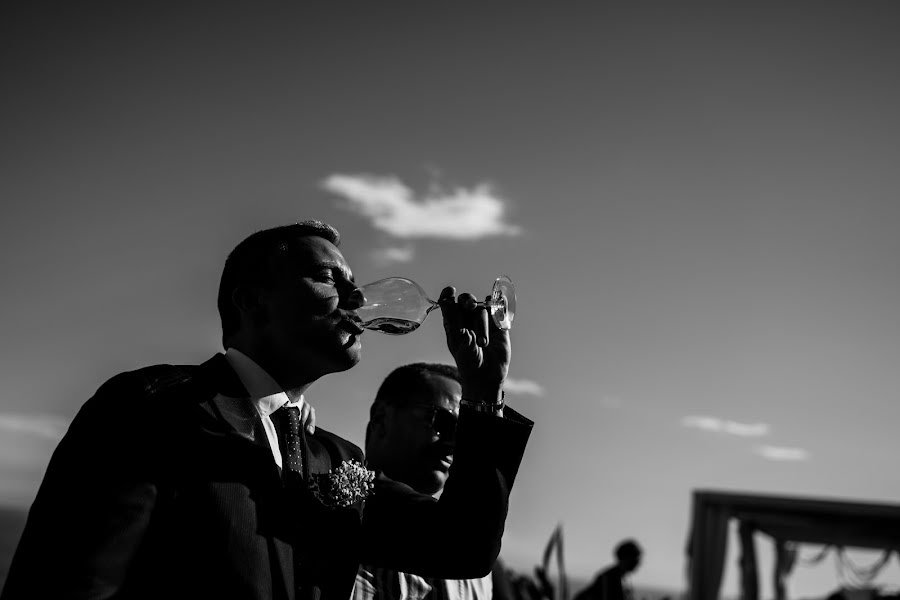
198,353,247,399
195,354,262,443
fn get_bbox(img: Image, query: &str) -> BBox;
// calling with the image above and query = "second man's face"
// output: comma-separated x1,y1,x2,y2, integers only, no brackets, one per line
380,374,461,496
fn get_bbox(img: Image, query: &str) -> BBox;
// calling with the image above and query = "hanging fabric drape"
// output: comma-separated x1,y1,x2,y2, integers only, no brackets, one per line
835,548,894,587
688,499,730,600
795,545,831,567
738,522,759,600
773,539,798,600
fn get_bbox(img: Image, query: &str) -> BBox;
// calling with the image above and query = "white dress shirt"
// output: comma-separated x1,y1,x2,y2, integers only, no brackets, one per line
353,565,493,600
214,347,307,469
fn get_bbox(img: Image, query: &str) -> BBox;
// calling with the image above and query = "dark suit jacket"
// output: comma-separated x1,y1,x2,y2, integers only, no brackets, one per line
2,354,532,600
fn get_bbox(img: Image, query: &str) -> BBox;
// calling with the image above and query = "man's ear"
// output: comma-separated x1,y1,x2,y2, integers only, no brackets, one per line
369,405,387,439
231,285,266,324
364,407,387,459
369,406,387,437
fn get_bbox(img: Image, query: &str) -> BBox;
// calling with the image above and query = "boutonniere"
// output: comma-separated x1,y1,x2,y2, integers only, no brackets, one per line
310,459,375,508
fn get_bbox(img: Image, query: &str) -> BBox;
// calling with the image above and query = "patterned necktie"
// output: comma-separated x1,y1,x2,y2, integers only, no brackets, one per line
271,405,304,486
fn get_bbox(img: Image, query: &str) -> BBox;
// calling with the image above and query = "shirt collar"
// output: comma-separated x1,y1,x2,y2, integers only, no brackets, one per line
224,348,304,418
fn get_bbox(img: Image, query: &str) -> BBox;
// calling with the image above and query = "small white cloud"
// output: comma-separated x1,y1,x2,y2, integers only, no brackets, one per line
0,413,69,439
755,445,810,461
322,173,522,240
682,416,723,432
681,415,770,437
503,378,544,396
371,245,415,265
722,421,770,437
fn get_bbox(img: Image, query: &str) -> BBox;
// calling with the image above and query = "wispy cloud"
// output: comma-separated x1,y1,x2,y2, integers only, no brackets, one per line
0,414,69,439
0,414,68,505
503,378,544,396
755,445,811,461
371,245,415,266
681,415,770,437
321,174,522,240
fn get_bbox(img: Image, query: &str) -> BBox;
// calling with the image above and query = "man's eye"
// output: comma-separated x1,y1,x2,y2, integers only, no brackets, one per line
312,272,335,284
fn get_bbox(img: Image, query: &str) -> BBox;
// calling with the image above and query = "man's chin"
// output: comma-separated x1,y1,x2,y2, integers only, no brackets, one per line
307,336,361,376
327,335,361,372
424,471,449,493
416,480,445,496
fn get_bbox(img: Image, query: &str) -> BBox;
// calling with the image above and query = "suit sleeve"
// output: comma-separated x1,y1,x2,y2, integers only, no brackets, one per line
1,372,164,600
360,406,533,580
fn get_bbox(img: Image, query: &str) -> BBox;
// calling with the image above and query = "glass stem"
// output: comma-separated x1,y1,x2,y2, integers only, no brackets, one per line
425,299,490,314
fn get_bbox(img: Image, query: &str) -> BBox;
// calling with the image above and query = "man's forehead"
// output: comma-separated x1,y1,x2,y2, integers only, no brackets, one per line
418,375,461,407
290,236,354,278
404,396,459,416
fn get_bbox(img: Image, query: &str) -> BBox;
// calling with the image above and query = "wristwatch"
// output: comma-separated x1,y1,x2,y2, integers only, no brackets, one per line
460,391,505,414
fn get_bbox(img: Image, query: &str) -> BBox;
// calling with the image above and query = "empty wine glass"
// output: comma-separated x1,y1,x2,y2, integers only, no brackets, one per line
354,275,516,335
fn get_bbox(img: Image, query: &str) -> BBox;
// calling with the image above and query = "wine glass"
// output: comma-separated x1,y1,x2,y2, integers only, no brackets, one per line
354,275,516,335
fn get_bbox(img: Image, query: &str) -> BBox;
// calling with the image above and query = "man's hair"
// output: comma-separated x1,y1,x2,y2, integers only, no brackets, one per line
615,539,642,562
371,362,461,413
365,362,461,447
217,220,341,345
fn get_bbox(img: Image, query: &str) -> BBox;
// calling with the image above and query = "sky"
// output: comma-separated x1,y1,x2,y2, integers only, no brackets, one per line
2,2,900,597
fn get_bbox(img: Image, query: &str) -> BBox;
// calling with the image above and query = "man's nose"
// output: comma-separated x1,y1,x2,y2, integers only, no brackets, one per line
345,287,365,309
438,426,457,445
435,439,456,457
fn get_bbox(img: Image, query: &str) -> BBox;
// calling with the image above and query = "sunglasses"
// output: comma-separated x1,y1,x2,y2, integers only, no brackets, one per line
410,403,459,438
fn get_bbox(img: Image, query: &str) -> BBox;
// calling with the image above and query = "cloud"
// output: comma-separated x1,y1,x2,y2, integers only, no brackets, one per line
0,415,67,505
371,245,415,266
321,174,522,240
755,445,811,461
681,415,770,437
0,414,69,440
503,378,544,396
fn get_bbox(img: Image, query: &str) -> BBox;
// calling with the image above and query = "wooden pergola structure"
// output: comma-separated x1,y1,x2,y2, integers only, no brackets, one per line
687,490,900,600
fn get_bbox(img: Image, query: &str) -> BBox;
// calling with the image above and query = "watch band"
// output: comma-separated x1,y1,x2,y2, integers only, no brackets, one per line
460,391,505,413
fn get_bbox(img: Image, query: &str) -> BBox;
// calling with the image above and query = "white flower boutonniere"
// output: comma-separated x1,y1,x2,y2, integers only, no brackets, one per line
310,459,375,508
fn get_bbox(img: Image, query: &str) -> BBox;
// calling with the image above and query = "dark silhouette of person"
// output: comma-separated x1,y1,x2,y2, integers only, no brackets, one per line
574,540,643,600
2,221,533,600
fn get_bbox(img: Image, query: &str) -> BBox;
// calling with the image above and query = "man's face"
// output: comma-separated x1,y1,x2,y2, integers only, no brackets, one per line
253,236,364,383
376,374,461,496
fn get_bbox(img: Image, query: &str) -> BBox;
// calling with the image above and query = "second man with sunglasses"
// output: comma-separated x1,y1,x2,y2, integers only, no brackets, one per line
357,362,514,600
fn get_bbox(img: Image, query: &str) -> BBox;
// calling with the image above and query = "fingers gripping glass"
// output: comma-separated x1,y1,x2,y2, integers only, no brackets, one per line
412,404,458,438
354,276,516,335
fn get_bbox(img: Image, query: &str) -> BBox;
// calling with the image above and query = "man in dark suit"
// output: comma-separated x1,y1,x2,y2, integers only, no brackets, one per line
2,221,532,600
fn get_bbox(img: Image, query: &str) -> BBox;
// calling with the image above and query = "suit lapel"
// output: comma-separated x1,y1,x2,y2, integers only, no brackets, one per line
198,353,245,397
305,431,332,480
195,355,297,599
194,354,270,451
300,432,367,600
